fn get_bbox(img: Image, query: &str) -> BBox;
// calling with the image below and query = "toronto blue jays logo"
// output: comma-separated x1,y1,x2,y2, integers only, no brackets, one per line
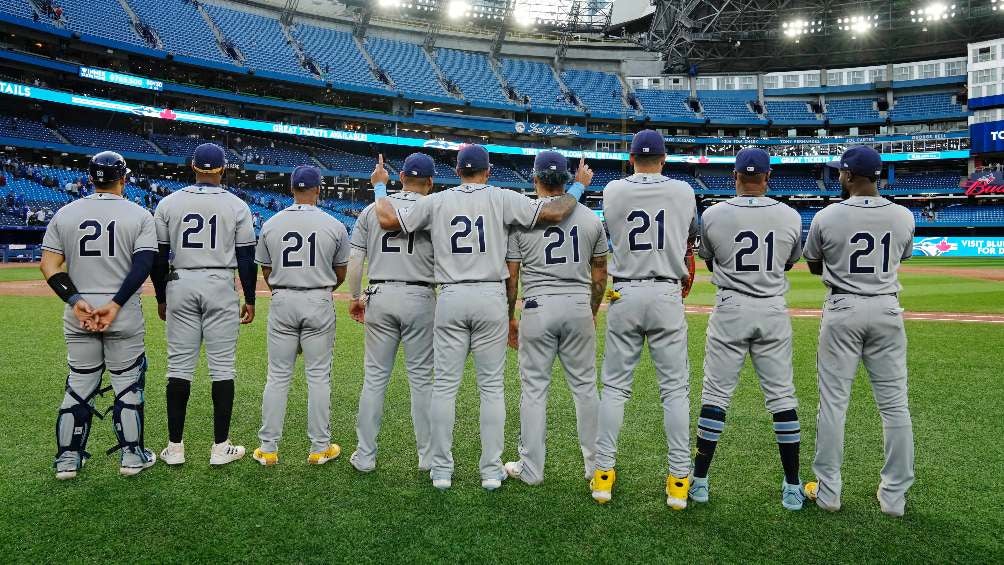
912,237,958,256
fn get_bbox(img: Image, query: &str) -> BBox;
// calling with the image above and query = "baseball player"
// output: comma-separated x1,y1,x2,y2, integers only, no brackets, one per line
503,151,607,485
372,144,589,491
591,129,698,508
252,166,348,466
802,145,916,517
41,151,157,478
151,143,257,466
346,153,437,473
690,148,805,510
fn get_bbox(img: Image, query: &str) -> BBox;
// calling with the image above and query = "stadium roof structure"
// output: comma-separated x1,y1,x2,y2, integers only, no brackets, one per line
619,0,1003,73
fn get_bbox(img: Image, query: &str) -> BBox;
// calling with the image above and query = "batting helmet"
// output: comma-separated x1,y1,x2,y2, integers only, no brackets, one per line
89,151,129,184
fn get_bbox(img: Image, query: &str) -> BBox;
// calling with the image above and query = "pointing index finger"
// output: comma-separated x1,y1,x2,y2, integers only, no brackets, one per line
378,154,384,167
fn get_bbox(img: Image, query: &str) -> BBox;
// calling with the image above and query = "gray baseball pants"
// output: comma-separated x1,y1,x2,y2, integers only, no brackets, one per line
516,293,598,484
165,269,239,382
813,294,914,515
354,283,435,471
595,280,691,478
56,293,148,471
258,289,336,453
428,281,508,482
702,290,798,414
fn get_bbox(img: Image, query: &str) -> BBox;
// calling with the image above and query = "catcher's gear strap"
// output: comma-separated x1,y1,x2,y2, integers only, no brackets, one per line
104,355,149,457
54,364,110,466
47,272,81,305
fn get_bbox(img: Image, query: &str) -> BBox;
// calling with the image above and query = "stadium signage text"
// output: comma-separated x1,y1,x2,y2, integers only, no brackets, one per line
0,80,971,165
514,122,582,137
79,67,164,91
963,170,1004,196
969,120,1004,154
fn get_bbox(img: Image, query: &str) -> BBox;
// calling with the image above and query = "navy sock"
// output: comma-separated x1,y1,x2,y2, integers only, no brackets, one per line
773,409,801,485
166,377,190,444
211,380,235,444
693,405,726,479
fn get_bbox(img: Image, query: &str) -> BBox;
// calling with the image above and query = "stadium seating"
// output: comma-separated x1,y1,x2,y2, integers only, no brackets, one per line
293,24,387,91
129,0,229,64
765,99,819,121
241,145,315,167
435,48,511,106
315,148,377,172
0,0,33,21
58,125,158,154
0,116,62,144
201,3,309,77
634,89,696,120
561,70,624,116
926,204,1004,224
149,133,242,162
890,93,966,121
366,37,448,98
825,97,881,121
56,0,147,49
500,58,577,113
886,171,962,192
698,90,760,122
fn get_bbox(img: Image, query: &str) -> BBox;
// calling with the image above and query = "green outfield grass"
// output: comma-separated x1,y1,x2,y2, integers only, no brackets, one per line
1,277,1002,563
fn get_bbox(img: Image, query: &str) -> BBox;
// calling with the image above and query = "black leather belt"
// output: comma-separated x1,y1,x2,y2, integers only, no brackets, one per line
613,277,680,284
271,286,331,291
369,280,433,287
830,287,898,297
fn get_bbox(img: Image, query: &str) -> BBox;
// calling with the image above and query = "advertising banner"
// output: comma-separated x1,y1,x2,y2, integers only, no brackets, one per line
79,67,163,91
970,120,1004,154
912,236,1004,257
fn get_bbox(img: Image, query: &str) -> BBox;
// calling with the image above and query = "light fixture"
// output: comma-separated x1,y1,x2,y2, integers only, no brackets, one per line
447,0,469,19
911,3,956,22
993,0,999,11
838,14,877,35
781,19,821,38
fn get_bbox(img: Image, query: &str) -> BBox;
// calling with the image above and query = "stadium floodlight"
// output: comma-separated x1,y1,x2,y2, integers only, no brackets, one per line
910,3,956,22
447,0,470,19
837,14,878,35
781,19,822,38
377,0,401,8
993,0,999,11
513,1,534,27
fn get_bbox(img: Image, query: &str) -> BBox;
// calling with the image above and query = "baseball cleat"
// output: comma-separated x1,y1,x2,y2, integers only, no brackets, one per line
781,480,805,511
666,475,690,510
307,444,341,465
689,476,710,503
431,472,452,491
209,440,245,466
55,468,79,480
252,448,278,466
590,469,616,504
482,472,507,491
877,489,905,518
504,461,522,479
119,449,157,477
348,451,374,472
160,441,186,465
803,481,840,512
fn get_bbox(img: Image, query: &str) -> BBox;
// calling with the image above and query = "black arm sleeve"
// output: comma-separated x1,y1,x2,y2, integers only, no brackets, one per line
112,250,155,306
151,243,171,304
236,244,257,305
704,260,714,273
46,271,80,304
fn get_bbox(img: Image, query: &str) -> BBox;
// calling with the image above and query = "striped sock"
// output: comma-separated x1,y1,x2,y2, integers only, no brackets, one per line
693,405,726,479
773,409,801,485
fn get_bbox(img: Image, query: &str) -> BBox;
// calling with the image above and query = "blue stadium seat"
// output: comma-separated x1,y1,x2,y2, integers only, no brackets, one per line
0,0,34,20
885,171,962,193
59,125,158,154
129,0,228,63
201,3,309,77
825,98,881,121
890,93,966,121
56,0,146,48
435,48,510,106
367,37,447,98
500,58,576,113
698,90,759,122
634,89,696,120
293,24,387,91
562,70,624,116
150,133,242,162
765,99,818,121
0,116,62,144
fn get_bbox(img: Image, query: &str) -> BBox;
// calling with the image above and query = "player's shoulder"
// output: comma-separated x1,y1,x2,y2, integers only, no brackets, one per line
573,202,602,224
889,201,915,221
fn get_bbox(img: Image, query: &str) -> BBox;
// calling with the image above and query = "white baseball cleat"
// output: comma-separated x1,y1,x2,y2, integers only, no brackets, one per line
159,441,186,465
120,450,157,477
349,450,374,473
209,440,246,466
482,472,507,491
430,471,452,490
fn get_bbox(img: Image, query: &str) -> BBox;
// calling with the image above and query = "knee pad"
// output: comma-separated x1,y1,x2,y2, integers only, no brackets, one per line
55,364,110,469
696,405,726,442
104,354,150,460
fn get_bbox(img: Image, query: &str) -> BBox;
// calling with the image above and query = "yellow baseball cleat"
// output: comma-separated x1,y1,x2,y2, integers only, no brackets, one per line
308,444,341,465
590,469,616,504
252,448,278,466
803,481,818,500
666,475,690,510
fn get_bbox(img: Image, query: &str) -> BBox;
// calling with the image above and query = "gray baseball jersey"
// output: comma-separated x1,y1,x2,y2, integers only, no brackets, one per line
507,201,606,484
698,196,803,298
42,193,157,294
803,196,915,295
602,174,698,280
43,193,155,473
154,184,256,268
507,201,607,297
255,204,351,288
805,195,914,515
396,184,542,283
350,192,434,283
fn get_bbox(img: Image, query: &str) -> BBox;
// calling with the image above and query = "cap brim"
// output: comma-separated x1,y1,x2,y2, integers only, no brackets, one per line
825,160,842,170
192,165,226,174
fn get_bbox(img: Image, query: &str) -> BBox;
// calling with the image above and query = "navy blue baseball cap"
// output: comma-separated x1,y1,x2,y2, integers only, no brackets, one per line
533,150,568,174
630,129,666,155
192,143,227,173
827,145,882,178
734,148,771,174
291,165,323,189
402,153,436,178
457,144,491,171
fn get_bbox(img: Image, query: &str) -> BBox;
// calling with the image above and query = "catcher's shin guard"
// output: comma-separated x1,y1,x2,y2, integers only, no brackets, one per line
54,364,110,471
105,355,151,464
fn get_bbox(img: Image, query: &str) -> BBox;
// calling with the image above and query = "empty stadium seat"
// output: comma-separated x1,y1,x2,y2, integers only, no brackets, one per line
59,125,158,154
201,3,309,77
367,37,448,98
435,48,510,106
561,70,624,116
698,90,759,122
293,24,387,90
56,0,146,48
765,99,818,121
500,58,577,113
0,116,62,144
825,98,881,121
634,89,696,120
129,0,228,63
890,93,966,121
885,171,963,193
